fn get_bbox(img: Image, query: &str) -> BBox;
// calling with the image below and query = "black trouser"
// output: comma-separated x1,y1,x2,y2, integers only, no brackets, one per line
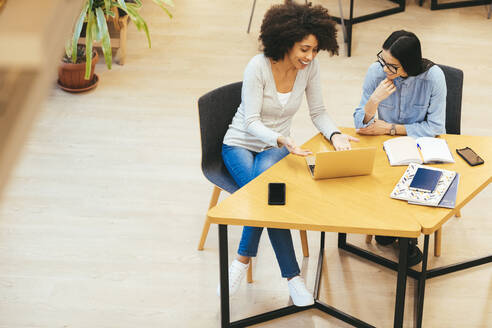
375,236,418,247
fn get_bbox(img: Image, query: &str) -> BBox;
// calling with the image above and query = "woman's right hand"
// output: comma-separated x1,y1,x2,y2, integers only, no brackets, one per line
277,136,313,157
370,78,396,104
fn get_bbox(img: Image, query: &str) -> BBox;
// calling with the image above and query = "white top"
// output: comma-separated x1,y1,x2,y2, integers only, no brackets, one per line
277,92,291,107
223,54,340,152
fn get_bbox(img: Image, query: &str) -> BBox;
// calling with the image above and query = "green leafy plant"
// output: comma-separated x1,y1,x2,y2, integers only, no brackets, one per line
65,0,174,79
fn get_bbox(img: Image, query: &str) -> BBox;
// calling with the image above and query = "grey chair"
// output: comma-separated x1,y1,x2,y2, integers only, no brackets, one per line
366,64,464,257
197,82,309,282
438,64,463,136
433,64,463,256
197,82,241,254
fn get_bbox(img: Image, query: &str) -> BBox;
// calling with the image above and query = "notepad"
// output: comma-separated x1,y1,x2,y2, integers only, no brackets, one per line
383,136,455,166
409,167,442,193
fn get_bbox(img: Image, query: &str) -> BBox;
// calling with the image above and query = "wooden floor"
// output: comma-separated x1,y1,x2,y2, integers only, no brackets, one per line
0,0,491,327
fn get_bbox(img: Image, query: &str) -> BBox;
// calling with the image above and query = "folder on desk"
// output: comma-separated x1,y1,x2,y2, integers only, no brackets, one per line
408,173,460,208
390,163,457,207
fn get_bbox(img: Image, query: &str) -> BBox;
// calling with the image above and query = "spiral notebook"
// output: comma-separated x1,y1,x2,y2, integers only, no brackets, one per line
408,173,460,208
390,163,457,207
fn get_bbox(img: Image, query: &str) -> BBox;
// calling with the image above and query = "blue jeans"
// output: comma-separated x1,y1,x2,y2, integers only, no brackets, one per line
222,144,300,278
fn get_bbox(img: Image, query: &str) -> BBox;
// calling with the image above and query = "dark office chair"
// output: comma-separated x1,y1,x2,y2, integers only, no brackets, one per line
434,64,463,256
366,64,464,257
197,82,309,282
438,64,463,135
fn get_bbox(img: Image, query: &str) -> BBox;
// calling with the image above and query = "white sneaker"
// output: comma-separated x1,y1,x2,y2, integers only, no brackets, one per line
217,259,249,296
288,276,314,307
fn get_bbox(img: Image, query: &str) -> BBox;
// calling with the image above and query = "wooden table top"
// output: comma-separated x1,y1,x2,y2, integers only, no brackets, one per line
409,133,492,233
208,128,491,237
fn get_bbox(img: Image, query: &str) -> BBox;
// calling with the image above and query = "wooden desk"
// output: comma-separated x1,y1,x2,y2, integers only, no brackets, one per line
395,133,490,328
208,129,423,327
326,129,492,328
411,134,492,234
208,128,492,327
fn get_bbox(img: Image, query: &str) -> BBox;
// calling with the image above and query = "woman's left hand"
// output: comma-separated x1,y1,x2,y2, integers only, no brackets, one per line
356,119,391,136
331,133,360,151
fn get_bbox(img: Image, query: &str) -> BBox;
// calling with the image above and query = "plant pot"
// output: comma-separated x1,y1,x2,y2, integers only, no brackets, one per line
58,51,99,90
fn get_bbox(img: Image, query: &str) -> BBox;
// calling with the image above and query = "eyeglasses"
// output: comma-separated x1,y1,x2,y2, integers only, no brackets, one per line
377,50,399,74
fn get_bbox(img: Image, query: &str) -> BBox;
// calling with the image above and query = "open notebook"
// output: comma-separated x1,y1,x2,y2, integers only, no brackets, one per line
383,136,455,166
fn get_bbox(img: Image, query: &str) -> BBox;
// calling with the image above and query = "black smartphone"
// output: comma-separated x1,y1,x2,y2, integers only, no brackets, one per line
456,147,484,166
268,183,286,205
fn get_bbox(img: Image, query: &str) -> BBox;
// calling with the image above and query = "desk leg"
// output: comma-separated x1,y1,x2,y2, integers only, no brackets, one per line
337,0,348,56
219,224,230,328
415,235,429,328
247,0,256,33
315,232,376,328
314,232,326,300
394,237,409,328
337,232,347,248
347,0,354,57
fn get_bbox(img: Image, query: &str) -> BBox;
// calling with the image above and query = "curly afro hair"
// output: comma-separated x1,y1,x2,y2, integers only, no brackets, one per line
259,0,339,61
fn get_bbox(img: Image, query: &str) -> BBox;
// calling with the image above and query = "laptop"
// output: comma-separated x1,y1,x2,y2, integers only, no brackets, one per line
305,147,377,180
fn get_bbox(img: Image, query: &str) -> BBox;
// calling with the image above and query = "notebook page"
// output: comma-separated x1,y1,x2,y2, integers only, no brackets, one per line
416,137,455,163
383,136,422,165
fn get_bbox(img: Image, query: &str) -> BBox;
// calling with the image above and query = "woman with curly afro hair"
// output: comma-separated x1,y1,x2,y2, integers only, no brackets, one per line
220,1,359,306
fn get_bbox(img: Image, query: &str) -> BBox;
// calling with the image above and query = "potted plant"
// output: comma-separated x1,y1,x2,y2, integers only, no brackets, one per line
58,44,99,91
58,0,173,92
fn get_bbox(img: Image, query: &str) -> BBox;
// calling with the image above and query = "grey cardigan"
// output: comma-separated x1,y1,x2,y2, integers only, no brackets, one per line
223,54,340,152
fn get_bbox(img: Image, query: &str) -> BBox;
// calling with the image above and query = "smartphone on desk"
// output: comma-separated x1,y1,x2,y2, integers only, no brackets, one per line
268,183,286,205
456,147,484,166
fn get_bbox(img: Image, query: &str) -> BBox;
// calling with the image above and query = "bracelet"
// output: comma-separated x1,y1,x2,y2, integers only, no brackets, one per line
329,131,342,143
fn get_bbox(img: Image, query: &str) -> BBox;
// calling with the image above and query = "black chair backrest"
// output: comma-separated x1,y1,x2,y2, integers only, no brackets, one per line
437,64,463,135
198,82,242,194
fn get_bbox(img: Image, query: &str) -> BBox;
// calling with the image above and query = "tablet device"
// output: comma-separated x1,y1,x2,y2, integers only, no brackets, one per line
409,168,442,193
